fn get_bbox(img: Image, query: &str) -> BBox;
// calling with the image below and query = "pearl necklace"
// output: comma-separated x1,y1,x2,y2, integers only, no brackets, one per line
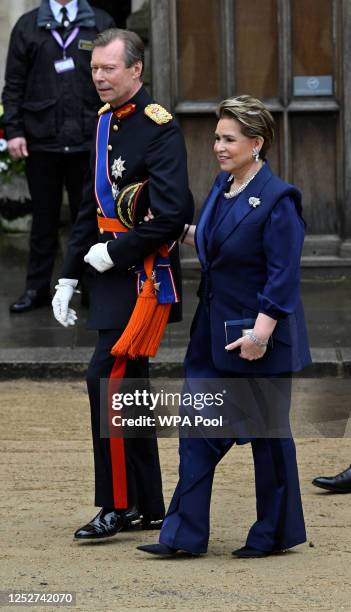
224,165,262,199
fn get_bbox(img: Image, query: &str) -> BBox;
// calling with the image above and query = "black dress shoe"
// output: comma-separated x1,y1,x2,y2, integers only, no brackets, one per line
121,514,164,531
74,507,139,540
312,465,351,493
137,543,178,556
140,516,164,530
120,505,142,530
232,546,271,558
9,289,51,314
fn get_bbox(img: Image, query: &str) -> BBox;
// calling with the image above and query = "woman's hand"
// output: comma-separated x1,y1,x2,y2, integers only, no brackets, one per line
181,224,196,247
225,335,267,360
142,210,196,247
225,313,277,361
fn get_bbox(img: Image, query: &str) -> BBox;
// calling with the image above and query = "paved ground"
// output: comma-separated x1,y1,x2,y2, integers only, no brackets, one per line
1,230,351,610
1,379,351,612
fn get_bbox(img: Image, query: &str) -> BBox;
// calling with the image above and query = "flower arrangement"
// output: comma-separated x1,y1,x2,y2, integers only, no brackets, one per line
0,103,26,183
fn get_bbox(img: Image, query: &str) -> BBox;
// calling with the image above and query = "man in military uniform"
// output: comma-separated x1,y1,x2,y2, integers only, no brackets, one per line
52,28,194,539
3,0,115,313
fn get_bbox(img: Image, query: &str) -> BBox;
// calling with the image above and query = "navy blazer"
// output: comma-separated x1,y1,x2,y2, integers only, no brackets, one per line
194,163,312,375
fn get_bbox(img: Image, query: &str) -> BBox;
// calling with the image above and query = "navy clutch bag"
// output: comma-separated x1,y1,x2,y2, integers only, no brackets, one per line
224,318,256,349
225,318,273,354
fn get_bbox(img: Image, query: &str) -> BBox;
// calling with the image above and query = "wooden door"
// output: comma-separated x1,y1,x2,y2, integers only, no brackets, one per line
151,0,350,260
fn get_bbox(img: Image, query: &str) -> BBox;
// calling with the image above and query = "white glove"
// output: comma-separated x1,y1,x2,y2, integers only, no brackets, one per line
52,278,79,327
84,242,114,273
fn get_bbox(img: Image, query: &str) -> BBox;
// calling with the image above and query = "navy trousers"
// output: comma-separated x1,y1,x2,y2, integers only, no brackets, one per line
25,151,90,293
86,329,165,518
158,304,306,553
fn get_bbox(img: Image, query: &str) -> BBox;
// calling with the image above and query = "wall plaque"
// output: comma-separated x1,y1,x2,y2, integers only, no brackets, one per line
293,75,333,96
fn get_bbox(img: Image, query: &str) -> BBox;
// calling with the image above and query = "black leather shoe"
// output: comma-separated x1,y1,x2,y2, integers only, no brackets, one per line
232,546,271,558
141,516,164,530
121,514,164,531
74,507,139,540
9,289,51,314
120,505,142,530
312,465,351,493
137,543,199,557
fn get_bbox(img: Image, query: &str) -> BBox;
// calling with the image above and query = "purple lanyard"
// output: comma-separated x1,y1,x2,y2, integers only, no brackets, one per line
51,27,80,59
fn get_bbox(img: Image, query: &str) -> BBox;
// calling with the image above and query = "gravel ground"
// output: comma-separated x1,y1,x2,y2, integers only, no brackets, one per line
1,380,351,611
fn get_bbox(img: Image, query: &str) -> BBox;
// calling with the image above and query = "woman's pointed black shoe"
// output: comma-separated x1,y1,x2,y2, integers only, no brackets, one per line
137,543,178,556
137,543,200,557
232,546,271,558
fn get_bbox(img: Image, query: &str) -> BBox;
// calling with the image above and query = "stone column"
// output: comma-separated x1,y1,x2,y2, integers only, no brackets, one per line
341,0,351,259
132,0,145,10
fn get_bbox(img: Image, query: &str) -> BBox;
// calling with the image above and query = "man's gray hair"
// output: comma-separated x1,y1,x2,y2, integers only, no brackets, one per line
93,28,144,73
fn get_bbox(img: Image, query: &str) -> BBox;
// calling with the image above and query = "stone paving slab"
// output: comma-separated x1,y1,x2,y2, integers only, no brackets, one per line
0,346,349,378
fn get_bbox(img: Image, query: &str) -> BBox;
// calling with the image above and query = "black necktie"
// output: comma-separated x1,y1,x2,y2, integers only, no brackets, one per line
60,6,70,28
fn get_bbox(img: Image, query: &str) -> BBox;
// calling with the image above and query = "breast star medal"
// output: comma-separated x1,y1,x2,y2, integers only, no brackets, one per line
111,156,126,180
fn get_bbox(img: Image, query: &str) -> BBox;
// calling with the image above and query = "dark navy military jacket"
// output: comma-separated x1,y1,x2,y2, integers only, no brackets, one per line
62,86,194,329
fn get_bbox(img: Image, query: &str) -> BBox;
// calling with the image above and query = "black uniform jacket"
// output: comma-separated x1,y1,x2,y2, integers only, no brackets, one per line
62,86,194,329
2,0,114,152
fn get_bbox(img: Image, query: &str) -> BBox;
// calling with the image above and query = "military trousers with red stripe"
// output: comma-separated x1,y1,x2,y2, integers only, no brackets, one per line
86,329,165,519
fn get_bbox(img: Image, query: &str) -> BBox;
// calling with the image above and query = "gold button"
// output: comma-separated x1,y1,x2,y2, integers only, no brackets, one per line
99,228,104,234
107,144,112,151
97,207,101,215
113,124,119,131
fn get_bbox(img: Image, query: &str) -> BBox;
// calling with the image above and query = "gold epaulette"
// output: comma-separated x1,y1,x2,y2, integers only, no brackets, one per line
144,103,173,125
98,103,111,116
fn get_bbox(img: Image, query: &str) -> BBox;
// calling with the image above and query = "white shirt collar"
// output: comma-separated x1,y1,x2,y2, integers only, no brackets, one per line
49,0,79,23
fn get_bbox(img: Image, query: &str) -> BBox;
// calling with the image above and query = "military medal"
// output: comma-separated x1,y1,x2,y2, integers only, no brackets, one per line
111,183,119,200
111,156,126,180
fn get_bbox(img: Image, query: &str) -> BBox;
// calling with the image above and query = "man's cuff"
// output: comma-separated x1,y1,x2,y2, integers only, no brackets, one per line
103,242,114,265
5,129,25,140
106,241,117,264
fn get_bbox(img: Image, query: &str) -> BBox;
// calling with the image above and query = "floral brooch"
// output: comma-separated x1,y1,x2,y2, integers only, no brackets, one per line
248,197,261,208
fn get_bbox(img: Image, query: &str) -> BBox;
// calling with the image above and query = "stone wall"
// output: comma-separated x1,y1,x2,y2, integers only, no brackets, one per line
0,0,40,93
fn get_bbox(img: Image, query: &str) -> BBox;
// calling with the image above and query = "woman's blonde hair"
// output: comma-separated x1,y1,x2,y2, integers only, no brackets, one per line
217,95,275,159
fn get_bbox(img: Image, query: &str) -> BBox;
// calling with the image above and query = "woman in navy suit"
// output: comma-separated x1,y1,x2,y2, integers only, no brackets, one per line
138,95,312,558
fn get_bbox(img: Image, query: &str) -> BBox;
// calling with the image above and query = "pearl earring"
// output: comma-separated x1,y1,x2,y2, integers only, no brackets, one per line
252,148,260,163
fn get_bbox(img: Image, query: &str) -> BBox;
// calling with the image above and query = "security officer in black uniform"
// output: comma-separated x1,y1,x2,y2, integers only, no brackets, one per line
2,0,115,313
52,28,194,539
